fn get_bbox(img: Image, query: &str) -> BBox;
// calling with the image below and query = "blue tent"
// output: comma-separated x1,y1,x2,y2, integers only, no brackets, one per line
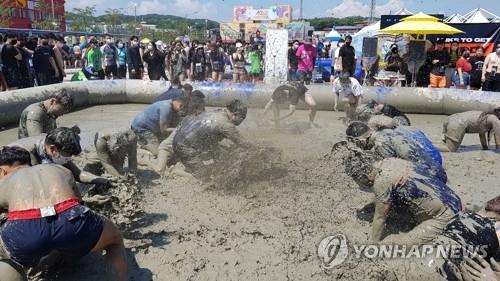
324,26,341,41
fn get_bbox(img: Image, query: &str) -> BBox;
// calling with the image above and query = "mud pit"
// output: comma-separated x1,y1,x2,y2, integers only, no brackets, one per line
0,104,498,281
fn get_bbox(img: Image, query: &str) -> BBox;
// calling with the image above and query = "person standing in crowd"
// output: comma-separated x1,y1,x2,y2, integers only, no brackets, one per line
209,41,226,82
101,35,118,80
53,36,66,83
452,48,472,89
155,41,168,81
416,40,434,87
384,44,403,73
62,40,71,68
295,37,316,85
247,44,262,83
468,47,485,90
171,41,188,82
1,34,22,90
338,35,356,77
288,40,300,81
127,36,143,80
116,40,127,79
86,38,104,79
190,45,206,82
231,42,247,83
15,38,33,89
33,35,59,86
143,41,165,81
481,43,500,92
330,39,344,83
73,43,82,68
446,42,461,87
429,40,450,88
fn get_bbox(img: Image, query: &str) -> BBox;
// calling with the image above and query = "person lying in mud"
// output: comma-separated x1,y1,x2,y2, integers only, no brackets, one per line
173,99,249,181
353,100,411,126
436,108,500,152
346,117,447,183
17,89,73,139
332,71,363,123
7,127,115,186
131,95,187,158
0,146,127,281
379,196,500,281
154,78,193,103
75,127,138,177
262,81,318,128
344,155,462,244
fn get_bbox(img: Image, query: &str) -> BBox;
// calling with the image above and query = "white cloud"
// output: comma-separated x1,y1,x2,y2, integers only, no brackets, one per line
326,0,405,18
124,0,216,18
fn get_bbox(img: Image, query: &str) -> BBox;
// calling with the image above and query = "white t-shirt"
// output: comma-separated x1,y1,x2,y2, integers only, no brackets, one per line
333,77,363,97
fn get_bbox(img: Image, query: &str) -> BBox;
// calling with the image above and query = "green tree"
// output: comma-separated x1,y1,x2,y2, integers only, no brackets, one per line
70,5,96,32
104,8,123,34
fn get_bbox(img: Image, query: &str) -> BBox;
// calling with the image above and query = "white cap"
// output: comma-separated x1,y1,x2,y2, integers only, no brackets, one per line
235,42,243,48
156,40,163,46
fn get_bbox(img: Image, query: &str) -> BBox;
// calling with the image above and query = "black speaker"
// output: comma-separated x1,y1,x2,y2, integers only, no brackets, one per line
408,40,426,64
362,37,378,58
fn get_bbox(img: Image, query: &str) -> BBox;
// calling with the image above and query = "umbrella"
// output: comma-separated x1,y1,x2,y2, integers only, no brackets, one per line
140,38,151,44
380,12,464,35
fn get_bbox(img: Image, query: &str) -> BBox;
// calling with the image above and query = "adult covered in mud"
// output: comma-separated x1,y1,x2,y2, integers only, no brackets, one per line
263,81,318,128
346,118,447,183
332,71,363,122
17,89,73,139
353,100,411,126
0,146,127,281
344,156,462,244
436,108,500,152
173,99,249,181
7,127,116,186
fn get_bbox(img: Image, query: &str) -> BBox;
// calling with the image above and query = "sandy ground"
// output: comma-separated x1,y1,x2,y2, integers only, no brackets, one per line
0,104,499,281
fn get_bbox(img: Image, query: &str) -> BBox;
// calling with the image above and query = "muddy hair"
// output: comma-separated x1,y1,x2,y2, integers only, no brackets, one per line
478,107,500,144
45,127,82,156
0,146,31,166
485,195,500,215
50,89,74,110
227,99,247,120
346,122,370,137
344,149,381,187
186,90,206,115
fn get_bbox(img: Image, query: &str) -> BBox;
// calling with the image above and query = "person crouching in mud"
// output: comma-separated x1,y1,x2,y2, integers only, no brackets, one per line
353,99,411,126
344,154,462,244
436,108,500,152
332,71,363,123
173,99,249,181
346,116,448,183
0,146,127,281
262,81,318,128
7,127,117,186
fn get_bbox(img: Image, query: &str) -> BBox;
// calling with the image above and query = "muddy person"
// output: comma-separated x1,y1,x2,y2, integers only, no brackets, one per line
131,96,187,158
17,89,73,139
436,108,500,152
173,99,249,181
8,127,116,186
345,156,462,244
262,81,318,128
0,146,127,280
353,100,411,126
332,71,363,123
346,118,447,182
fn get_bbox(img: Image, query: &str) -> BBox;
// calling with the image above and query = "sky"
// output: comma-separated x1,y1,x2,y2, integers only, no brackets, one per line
65,0,500,22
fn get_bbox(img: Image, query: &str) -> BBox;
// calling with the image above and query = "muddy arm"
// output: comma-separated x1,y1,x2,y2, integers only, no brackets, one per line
64,161,110,184
371,201,390,242
263,99,275,116
278,105,296,120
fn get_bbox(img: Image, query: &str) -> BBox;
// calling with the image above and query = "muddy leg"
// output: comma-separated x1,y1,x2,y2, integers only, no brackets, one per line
157,131,176,174
91,218,127,281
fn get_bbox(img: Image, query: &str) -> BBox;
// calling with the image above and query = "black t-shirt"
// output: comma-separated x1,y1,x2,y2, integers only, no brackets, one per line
33,45,54,73
288,48,299,69
339,45,355,71
469,56,485,80
385,54,403,72
430,50,450,76
272,82,307,106
1,45,20,70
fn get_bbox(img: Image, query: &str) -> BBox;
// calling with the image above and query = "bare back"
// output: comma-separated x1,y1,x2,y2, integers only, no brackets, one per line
0,164,81,211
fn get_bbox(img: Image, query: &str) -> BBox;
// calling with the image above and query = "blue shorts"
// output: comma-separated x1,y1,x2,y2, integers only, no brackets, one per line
0,205,104,267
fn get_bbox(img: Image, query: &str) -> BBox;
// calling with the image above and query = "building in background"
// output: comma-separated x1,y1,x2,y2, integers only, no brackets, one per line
2,0,66,30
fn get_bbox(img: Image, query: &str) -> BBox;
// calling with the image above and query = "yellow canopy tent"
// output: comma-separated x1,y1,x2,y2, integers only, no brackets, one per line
380,12,464,38
140,38,151,44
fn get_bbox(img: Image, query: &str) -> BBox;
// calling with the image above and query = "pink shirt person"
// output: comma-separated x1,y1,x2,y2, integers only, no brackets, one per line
296,43,317,72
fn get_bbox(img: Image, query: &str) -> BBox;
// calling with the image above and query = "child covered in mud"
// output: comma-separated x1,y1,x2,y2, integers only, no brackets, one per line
346,118,447,183
436,108,500,152
263,81,318,128
353,100,411,126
